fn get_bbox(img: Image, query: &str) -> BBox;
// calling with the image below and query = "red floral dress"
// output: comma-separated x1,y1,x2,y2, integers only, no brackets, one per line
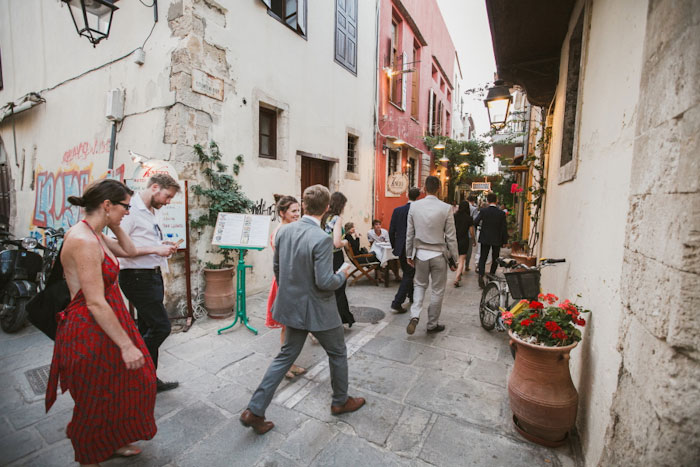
265,229,283,328
46,223,157,464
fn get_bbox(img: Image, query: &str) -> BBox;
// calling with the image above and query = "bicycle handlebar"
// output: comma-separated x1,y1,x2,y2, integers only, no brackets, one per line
541,258,566,264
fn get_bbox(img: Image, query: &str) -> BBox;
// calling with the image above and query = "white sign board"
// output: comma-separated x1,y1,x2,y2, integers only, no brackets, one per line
126,160,187,248
192,69,224,101
471,182,492,191
211,213,271,249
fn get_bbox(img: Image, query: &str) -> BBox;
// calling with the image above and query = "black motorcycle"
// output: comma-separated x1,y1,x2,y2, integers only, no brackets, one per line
0,228,63,333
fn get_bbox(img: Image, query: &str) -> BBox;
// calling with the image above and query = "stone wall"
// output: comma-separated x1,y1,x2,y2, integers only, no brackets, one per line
600,0,700,464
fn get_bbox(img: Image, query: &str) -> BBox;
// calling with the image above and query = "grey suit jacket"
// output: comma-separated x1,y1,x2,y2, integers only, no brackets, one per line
405,195,459,263
272,216,346,331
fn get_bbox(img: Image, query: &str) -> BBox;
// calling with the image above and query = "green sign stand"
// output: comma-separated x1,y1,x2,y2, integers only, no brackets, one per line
217,246,263,336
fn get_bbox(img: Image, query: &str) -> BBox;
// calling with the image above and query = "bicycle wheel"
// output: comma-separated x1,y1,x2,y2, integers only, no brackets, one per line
479,282,501,331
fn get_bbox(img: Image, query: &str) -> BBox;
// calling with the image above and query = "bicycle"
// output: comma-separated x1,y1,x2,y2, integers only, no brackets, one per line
479,257,566,331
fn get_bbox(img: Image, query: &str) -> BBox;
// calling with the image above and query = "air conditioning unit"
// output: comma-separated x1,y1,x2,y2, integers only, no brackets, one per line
105,89,124,122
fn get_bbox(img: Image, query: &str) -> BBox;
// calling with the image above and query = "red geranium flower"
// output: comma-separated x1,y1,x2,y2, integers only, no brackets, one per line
545,321,561,332
573,316,586,326
529,313,539,320
529,301,544,309
537,293,559,304
552,330,568,340
520,319,533,327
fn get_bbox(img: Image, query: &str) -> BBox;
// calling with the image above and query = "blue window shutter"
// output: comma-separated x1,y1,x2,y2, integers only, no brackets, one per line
336,0,357,73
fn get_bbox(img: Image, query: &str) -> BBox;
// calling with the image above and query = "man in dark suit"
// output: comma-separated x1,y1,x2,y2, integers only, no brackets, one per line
474,192,509,288
240,185,365,435
388,187,420,313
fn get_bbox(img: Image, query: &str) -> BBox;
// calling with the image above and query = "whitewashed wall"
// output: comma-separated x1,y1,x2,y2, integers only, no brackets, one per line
537,0,648,464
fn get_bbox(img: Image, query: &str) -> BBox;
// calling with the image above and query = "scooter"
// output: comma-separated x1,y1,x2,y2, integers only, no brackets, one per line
0,232,43,333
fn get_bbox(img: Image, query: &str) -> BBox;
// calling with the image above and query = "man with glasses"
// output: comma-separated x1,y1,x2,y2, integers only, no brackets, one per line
117,173,181,392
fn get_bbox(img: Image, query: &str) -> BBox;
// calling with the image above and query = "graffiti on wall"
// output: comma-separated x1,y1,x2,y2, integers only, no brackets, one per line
251,197,279,222
62,139,111,164
32,163,125,229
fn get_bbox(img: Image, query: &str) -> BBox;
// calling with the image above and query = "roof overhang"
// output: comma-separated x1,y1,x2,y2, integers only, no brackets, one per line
484,0,575,106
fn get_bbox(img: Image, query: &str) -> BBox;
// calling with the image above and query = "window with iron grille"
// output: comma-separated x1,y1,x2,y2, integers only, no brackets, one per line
347,134,358,173
387,148,399,175
259,106,277,159
261,0,307,37
407,157,416,188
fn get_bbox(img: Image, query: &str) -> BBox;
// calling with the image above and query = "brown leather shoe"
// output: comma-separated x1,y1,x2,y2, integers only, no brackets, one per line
331,396,366,415
406,317,419,335
239,409,274,434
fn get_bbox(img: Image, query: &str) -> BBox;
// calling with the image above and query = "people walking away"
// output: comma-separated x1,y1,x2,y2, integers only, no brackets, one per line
453,200,477,287
322,192,355,327
474,192,509,289
469,195,481,267
240,184,365,435
388,186,420,313
367,219,389,245
117,173,180,392
46,179,156,465
265,194,306,379
405,176,459,335
344,222,377,264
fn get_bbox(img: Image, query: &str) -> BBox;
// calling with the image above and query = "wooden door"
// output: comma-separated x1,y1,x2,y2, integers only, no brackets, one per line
301,157,330,195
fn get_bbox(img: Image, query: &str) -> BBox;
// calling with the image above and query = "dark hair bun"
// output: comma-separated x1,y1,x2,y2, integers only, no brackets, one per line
67,196,86,207
273,194,283,203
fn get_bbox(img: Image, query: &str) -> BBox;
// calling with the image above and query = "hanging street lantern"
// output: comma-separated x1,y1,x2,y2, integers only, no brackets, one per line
484,80,513,130
459,150,470,156
62,0,119,47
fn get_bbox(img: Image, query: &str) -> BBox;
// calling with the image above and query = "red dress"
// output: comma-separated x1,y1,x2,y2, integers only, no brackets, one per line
265,230,283,328
46,231,157,464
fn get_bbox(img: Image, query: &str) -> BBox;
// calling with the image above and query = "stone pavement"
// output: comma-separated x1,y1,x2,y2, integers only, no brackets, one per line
0,265,582,466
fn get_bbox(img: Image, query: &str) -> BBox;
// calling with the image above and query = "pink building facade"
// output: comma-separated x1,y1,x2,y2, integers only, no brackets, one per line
374,0,456,223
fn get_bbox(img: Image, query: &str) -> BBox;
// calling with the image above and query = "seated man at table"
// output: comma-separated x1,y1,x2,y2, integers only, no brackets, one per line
344,222,378,264
367,219,390,245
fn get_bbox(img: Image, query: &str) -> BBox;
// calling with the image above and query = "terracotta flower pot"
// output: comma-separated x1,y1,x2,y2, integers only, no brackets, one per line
508,331,578,447
203,267,235,319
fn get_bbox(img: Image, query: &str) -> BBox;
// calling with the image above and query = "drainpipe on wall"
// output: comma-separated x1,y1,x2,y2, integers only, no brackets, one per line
371,0,380,222
108,121,117,171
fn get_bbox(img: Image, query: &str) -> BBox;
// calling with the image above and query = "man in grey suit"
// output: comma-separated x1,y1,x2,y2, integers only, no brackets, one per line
405,176,459,335
240,185,366,434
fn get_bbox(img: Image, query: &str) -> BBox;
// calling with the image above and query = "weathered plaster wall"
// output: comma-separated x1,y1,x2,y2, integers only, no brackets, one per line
182,0,379,293
0,0,177,234
537,0,648,464
600,0,700,464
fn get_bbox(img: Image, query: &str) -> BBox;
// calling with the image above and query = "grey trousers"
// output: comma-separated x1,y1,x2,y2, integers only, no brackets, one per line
247,325,348,417
410,255,448,329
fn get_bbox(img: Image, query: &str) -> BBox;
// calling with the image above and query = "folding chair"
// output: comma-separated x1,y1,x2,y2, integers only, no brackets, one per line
344,244,381,286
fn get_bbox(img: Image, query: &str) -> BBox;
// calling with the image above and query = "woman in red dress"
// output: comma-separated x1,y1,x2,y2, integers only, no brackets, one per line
46,179,157,466
265,195,306,379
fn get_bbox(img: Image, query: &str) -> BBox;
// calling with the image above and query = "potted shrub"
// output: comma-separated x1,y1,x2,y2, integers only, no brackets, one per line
191,142,253,318
501,293,591,447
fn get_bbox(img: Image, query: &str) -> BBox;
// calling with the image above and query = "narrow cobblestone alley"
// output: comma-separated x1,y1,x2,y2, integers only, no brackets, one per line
1,260,582,467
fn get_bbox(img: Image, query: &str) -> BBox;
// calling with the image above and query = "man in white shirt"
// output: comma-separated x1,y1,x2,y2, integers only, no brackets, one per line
367,219,390,245
405,176,458,335
118,174,180,392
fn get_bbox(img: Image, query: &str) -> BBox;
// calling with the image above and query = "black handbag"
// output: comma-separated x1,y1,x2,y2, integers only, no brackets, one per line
26,246,70,340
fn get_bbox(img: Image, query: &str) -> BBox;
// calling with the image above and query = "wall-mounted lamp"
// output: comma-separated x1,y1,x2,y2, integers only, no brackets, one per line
61,0,119,46
62,0,158,47
394,138,406,146
484,80,513,130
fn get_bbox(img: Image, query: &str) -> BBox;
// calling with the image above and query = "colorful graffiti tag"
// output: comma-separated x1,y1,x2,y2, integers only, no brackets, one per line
32,164,125,229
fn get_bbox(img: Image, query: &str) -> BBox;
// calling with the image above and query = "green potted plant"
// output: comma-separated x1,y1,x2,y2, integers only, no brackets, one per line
502,293,591,447
191,141,253,318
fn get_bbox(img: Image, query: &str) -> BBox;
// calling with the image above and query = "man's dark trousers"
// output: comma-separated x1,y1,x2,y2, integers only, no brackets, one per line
477,244,501,276
119,269,171,369
391,255,414,309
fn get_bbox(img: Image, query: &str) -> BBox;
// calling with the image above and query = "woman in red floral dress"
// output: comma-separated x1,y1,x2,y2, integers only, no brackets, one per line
46,179,157,466
265,195,306,379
